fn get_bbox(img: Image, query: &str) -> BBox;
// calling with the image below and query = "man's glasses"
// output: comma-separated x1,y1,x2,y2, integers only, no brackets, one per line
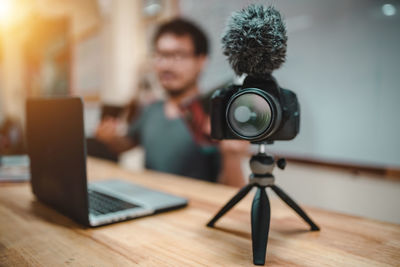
153,51,196,63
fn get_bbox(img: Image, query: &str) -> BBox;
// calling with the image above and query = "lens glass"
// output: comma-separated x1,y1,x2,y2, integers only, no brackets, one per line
227,93,272,138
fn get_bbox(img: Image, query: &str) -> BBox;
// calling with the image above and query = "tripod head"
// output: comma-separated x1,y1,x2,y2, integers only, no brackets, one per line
249,143,287,186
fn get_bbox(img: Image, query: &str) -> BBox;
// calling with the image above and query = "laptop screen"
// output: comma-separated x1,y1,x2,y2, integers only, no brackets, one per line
26,97,89,225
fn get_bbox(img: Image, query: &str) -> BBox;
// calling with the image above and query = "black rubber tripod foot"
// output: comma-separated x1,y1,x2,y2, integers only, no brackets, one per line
270,185,320,231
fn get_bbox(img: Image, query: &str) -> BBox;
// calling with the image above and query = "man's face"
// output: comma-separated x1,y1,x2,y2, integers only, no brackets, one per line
154,33,206,96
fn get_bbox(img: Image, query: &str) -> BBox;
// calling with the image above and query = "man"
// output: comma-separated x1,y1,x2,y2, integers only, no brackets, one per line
96,18,247,186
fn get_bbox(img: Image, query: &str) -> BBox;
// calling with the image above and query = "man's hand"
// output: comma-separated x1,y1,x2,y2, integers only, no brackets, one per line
218,140,249,187
95,117,119,144
94,116,135,154
219,140,249,156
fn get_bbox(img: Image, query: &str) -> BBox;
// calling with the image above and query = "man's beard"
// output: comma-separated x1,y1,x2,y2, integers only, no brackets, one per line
166,87,188,98
165,80,196,99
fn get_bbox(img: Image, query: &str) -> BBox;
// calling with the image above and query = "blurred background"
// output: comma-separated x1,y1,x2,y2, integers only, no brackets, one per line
0,0,399,223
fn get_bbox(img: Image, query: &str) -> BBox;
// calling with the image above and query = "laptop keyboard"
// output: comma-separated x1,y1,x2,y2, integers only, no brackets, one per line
88,190,139,216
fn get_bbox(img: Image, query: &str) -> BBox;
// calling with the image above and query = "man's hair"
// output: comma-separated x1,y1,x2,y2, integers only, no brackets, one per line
153,18,209,56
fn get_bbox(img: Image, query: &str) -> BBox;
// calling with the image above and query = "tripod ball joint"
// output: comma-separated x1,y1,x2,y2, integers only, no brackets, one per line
250,154,274,175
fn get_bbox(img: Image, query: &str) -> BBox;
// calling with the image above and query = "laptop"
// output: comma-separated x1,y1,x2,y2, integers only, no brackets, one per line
26,97,188,227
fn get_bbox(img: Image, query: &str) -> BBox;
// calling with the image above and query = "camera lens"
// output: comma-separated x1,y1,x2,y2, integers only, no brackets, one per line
227,93,273,138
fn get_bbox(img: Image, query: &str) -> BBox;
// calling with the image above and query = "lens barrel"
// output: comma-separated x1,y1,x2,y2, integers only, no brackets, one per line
226,88,281,141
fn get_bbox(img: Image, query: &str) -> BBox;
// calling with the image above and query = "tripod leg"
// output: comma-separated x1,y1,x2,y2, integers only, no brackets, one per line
251,187,270,265
270,185,320,231
207,183,253,227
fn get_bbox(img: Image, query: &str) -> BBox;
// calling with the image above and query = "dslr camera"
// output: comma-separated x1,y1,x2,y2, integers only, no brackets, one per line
210,75,300,143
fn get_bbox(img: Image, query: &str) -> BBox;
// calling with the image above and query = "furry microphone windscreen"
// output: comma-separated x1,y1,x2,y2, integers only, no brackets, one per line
222,5,287,78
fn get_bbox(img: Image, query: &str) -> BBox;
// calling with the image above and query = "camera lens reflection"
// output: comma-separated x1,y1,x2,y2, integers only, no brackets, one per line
228,93,272,138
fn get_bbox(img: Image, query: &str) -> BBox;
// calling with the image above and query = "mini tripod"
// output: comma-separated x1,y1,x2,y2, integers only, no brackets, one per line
207,143,320,265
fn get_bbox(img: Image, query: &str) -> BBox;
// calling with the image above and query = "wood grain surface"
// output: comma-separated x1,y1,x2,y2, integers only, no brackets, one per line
0,157,399,266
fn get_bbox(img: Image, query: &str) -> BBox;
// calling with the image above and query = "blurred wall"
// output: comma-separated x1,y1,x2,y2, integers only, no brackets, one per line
0,0,101,122
180,0,400,168
73,0,178,105
99,0,145,105
0,27,26,123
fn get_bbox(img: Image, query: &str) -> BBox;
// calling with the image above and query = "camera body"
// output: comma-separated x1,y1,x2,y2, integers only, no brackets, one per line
210,75,300,143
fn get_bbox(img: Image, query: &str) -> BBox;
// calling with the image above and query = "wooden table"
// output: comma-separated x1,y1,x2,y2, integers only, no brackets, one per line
1,158,399,266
